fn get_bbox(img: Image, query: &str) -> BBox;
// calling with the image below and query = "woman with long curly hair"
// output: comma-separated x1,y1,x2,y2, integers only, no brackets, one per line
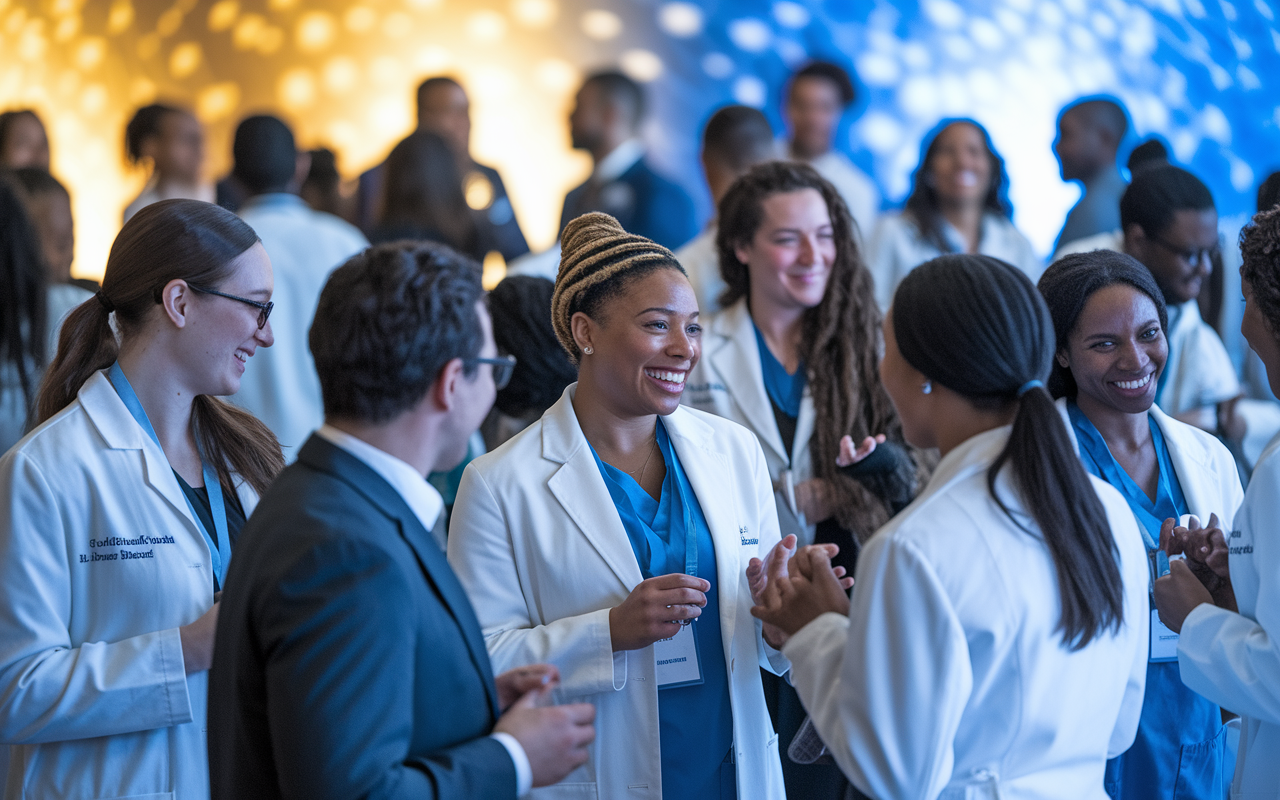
684,160,925,799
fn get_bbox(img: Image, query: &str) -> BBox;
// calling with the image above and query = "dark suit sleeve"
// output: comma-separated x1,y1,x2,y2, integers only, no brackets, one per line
642,177,698,251
256,535,517,800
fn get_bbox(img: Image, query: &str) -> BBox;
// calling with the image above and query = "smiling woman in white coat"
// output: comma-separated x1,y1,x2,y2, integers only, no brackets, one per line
753,254,1150,800
0,199,283,800
449,213,819,800
1154,206,1280,798
1039,250,1243,800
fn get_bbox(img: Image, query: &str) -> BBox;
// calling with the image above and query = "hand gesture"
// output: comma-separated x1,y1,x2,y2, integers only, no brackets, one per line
494,689,596,787
495,664,560,712
747,539,853,648
608,574,709,652
836,434,886,468
1161,514,1236,611
751,548,851,638
1153,559,1214,634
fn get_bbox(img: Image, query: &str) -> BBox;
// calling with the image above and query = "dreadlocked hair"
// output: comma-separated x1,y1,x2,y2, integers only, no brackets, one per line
552,212,686,364
717,160,926,538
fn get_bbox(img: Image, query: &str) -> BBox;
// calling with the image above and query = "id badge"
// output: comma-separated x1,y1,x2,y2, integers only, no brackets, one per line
1150,608,1180,662
655,623,703,688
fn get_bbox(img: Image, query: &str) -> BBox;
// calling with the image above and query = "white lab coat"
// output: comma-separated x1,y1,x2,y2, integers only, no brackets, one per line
683,299,817,546
783,425,1150,800
0,371,258,800
1161,300,1241,428
447,386,787,800
1177,431,1280,798
673,225,726,315
1057,399,1245,530
866,211,1042,313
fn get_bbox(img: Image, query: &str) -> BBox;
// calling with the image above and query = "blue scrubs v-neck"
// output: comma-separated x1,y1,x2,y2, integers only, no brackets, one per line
590,419,736,800
1067,401,1230,800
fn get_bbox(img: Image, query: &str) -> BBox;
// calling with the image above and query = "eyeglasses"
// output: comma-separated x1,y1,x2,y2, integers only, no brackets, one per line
1148,234,1218,268
188,285,274,330
465,355,517,390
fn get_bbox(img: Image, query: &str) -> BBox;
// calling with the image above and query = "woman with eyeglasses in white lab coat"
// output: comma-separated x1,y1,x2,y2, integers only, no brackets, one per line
0,199,282,800
753,254,1150,799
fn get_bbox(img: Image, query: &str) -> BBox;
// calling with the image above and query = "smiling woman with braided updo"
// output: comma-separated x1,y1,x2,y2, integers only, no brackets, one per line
448,212,851,800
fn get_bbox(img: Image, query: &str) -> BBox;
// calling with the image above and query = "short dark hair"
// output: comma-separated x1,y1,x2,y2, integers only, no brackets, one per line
1257,170,1280,213
1119,164,1215,238
1060,97,1128,141
583,71,645,125
232,115,297,196
10,166,67,200
124,103,183,164
0,109,44,152
791,60,856,106
1038,250,1168,399
310,240,485,423
416,75,463,112
702,105,774,172
1126,138,1168,175
1239,206,1280,340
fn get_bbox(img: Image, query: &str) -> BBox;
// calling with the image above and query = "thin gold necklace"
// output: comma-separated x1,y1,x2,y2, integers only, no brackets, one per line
622,434,658,481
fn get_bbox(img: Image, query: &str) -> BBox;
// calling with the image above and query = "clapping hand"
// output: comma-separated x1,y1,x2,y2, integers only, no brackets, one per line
750,547,852,638
836,434,886,468
1161,514,1236,612
747,537,852,648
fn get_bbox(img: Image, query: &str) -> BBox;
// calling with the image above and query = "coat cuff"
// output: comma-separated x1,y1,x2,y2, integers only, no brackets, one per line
159,626,194,725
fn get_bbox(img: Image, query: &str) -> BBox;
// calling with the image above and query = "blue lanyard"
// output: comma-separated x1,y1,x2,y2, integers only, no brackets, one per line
107,363,231,588
662,423,699,580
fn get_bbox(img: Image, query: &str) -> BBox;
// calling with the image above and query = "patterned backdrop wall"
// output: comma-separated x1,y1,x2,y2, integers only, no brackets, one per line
3,0,1279,280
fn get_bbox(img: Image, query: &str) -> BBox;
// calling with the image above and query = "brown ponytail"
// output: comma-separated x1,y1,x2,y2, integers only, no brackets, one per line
35,199,284,495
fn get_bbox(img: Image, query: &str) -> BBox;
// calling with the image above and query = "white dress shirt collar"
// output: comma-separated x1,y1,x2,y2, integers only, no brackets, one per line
593,138,644,183
315,424,444,534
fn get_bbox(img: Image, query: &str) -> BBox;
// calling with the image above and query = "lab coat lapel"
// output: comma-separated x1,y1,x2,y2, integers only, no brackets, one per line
1150,405,1216,519
664,408,741,648
296,435,502,717
78,371,205,543
793,392,816,474
709,301,787,463
542,389,646,591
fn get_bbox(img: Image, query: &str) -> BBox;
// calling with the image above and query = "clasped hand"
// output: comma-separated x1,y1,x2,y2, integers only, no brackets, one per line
748,537,853,646
1153,513,1235,633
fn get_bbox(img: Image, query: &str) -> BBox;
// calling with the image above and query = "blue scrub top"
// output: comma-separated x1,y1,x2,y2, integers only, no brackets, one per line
1067,401,1230,800
590,419,736,800
754,323,805,419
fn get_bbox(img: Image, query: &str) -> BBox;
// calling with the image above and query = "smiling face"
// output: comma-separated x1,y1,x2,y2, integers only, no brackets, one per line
928,122,993,208
1125,208,1219,305
574,267,700,419
181,242,275,397
1058,283,1166,416
736,188,836,314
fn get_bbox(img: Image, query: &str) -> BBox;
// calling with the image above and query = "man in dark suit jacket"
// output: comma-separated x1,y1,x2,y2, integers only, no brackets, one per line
558,71,698,251
208,241,594,800
357,77,530,261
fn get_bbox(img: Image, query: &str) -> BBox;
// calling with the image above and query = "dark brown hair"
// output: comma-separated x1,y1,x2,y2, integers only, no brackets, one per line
36,199,283,495
380,130,479,258
717,161,919,537
1240,206,1280,339
0,173,48,414
904,119,1010,254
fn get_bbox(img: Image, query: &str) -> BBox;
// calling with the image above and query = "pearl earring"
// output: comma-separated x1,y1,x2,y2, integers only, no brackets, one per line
921,380,932,395
582,346,593,355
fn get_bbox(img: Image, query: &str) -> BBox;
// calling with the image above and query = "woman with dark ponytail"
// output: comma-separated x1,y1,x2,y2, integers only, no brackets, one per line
753,254,1150,798
0,199,282,799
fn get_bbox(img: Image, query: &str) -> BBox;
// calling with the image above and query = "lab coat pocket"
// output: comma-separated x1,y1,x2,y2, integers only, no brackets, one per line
1172,724,1229,800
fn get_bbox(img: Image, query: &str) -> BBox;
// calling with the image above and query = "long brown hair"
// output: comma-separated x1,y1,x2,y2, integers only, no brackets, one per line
36,199,283,495
380,130,481,258
717,161,926,537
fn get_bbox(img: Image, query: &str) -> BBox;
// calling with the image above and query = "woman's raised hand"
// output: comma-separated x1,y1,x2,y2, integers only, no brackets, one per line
609,574,709,652
750,548,851,638
836,434,886,468
1161,514,1235,611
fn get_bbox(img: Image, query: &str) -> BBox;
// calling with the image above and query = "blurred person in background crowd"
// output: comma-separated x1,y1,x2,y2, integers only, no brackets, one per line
11,168,98,292
299,147,351,220
782,61,879,240
370,130,490,263
1053,97,1130,254
228,115,368,460
865,119,1041,312
559,71,698,251
676,105,775,314
358,76,530,261
480,275,577,451
0,110,50,171
123,103,212,222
